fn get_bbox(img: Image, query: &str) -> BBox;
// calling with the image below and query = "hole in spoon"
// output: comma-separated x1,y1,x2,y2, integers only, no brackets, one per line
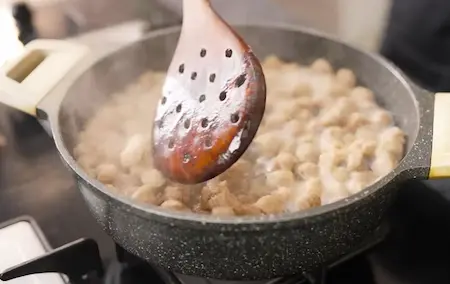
209,73,216,83
231,112,240,123
168,139,175,149
179,64,185,74
199,94,206,102
201,118,209,128
204,136,212,148
183,153,191,163
191,72,197,80
219,91,227,101
184,118,191,129
235,74,246,88
200,48,207,57
225,49,233,58
176,104,182,113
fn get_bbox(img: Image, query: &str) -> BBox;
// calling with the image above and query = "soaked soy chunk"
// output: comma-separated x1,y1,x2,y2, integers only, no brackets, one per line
266,170,295,188
311,58,333,73
141,169,166,188
254,194,285,214
274,152,297,171
212,206,235,216
295,142,319,163
296,178,322,210
295,163,319,180
120,134,150,168
132,184,161,205
336,68,356,88
96,163,118,184
160,199,188,211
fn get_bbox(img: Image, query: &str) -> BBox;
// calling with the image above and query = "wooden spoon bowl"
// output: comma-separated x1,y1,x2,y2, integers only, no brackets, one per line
152,0,266,184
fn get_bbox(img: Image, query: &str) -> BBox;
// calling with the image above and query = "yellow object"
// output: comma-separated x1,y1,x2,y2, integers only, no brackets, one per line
430,92,450,178
0,39,88,116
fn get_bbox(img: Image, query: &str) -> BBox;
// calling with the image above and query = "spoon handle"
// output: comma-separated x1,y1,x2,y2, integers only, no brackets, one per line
182,0,213,21
182,0,219,31
183,0,211,9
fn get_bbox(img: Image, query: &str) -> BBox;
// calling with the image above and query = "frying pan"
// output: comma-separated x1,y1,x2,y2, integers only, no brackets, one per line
0,23,449,281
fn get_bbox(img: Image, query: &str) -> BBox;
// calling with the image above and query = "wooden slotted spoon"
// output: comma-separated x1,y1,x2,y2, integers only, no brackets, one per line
152,0,266,184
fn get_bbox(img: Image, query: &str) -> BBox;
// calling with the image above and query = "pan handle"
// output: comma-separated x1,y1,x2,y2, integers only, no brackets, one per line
0,39,88,117
429,92,450,178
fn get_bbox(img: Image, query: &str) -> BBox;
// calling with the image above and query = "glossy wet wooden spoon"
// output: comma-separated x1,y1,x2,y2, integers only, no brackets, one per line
152,0,266,184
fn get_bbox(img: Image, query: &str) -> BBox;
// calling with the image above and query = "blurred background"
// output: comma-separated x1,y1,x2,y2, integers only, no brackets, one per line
0,0,391,60
15,0,450,91
161,0,392,52
0,0,392,66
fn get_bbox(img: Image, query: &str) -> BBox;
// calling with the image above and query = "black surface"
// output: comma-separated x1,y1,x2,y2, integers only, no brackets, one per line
104,261,170,284
12,2,37,45
370,180,450,284
0,108,115,262
0,238,103,284
381,0,450,91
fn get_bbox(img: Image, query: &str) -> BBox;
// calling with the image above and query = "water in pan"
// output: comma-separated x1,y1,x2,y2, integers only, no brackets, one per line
75,56,406,217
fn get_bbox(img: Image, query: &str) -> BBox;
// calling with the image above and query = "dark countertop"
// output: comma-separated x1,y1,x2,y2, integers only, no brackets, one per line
0,107,116,261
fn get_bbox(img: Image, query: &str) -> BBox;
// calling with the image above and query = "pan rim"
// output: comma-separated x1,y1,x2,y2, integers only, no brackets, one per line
53,22,419,227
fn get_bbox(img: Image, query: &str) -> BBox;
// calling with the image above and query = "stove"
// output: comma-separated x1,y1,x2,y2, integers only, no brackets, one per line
0,215,386,284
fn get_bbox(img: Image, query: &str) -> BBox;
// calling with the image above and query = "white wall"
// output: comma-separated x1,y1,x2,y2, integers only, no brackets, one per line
337,0,392,51
276,0,392,51
159,0,392,52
